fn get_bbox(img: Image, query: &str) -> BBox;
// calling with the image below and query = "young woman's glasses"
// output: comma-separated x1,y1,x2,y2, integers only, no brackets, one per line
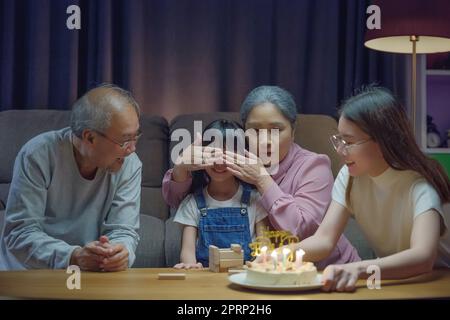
95,130,142,150
330,134,371,156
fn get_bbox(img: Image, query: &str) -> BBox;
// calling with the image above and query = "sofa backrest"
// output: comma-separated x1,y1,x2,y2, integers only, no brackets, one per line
294,114,342,177
0,110,342,221
169,112,342,177
0,110,170,222
0,110,71,207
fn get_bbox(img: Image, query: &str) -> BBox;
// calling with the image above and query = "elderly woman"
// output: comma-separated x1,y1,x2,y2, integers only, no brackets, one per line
162,86,360,269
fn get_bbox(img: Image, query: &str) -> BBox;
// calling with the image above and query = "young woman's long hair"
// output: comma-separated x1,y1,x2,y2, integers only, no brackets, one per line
339,86,450,206
190,119,246,193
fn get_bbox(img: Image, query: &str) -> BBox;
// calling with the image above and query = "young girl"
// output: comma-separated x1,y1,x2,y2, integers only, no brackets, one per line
173,119,268,269
289,86,450,291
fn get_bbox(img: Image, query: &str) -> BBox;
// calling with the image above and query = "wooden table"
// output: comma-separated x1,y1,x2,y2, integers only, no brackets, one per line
0,268,449,300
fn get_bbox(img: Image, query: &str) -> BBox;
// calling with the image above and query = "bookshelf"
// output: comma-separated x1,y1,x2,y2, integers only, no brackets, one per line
417,53,450,176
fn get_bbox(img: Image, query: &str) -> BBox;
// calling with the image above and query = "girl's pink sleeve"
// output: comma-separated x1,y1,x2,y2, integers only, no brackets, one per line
259,155,334,239
161,168,192,208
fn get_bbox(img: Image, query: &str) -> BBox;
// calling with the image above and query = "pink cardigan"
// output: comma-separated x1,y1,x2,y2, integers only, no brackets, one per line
162,143,360,269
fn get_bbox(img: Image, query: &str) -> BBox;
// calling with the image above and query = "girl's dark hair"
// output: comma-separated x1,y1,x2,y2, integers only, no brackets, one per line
340,85,450,206
190,119,245,193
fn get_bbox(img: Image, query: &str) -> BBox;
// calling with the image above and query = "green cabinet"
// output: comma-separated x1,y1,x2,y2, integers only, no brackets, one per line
429,153,450,177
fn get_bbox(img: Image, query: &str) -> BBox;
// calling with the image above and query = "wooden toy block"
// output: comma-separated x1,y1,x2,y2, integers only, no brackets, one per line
209,245,219,269
157,273,186,280
216,249,243,260
219,258,243,269
209,245,220,259
209,244,244,272
209,263,229,273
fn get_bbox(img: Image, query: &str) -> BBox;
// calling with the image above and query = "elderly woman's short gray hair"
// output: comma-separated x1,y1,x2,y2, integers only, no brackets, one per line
70,84,140,138
240,86,297,128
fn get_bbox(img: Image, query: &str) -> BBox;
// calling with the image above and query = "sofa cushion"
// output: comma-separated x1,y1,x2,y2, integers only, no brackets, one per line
133,215,166,267
140,187,168,220
164,218,183,267
135,115,170,221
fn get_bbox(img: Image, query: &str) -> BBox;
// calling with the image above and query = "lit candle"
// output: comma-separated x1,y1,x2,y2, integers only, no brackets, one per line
260,246,268,264
296,249,305,268
271,250,278,271
282,248,291,271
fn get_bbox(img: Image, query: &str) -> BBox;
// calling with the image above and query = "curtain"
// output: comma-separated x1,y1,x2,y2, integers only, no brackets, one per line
0,0,407,120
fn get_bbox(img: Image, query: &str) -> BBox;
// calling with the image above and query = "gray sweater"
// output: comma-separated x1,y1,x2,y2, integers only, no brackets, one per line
0,127,142,270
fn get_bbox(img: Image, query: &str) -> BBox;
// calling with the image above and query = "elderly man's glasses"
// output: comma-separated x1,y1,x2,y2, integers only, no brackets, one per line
95,130,142,149
330,134,371,156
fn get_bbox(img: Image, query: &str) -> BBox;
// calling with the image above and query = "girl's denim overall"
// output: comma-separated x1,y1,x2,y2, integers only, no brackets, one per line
194,183,253,266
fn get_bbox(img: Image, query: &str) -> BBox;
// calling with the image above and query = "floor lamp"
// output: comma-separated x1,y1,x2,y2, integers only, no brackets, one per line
364,0,450,137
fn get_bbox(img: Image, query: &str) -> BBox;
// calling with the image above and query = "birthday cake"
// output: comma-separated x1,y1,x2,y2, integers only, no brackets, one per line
245,260,318,286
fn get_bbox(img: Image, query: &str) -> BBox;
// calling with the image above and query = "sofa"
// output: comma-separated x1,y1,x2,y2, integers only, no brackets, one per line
0,110,375,268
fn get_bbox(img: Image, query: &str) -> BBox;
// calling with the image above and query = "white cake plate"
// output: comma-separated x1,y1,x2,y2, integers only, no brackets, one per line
228,272,323,292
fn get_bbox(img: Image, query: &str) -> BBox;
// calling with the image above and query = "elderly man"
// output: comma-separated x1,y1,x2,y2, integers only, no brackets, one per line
0,84,142,271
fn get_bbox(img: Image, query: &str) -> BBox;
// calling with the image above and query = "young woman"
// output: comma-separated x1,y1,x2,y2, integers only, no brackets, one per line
291,86,450,291
173,119,268,269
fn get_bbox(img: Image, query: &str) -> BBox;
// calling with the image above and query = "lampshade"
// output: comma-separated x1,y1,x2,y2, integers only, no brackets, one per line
365,0,450,54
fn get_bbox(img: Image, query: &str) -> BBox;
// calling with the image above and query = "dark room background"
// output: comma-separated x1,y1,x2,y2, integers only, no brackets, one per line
0,0,407,121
